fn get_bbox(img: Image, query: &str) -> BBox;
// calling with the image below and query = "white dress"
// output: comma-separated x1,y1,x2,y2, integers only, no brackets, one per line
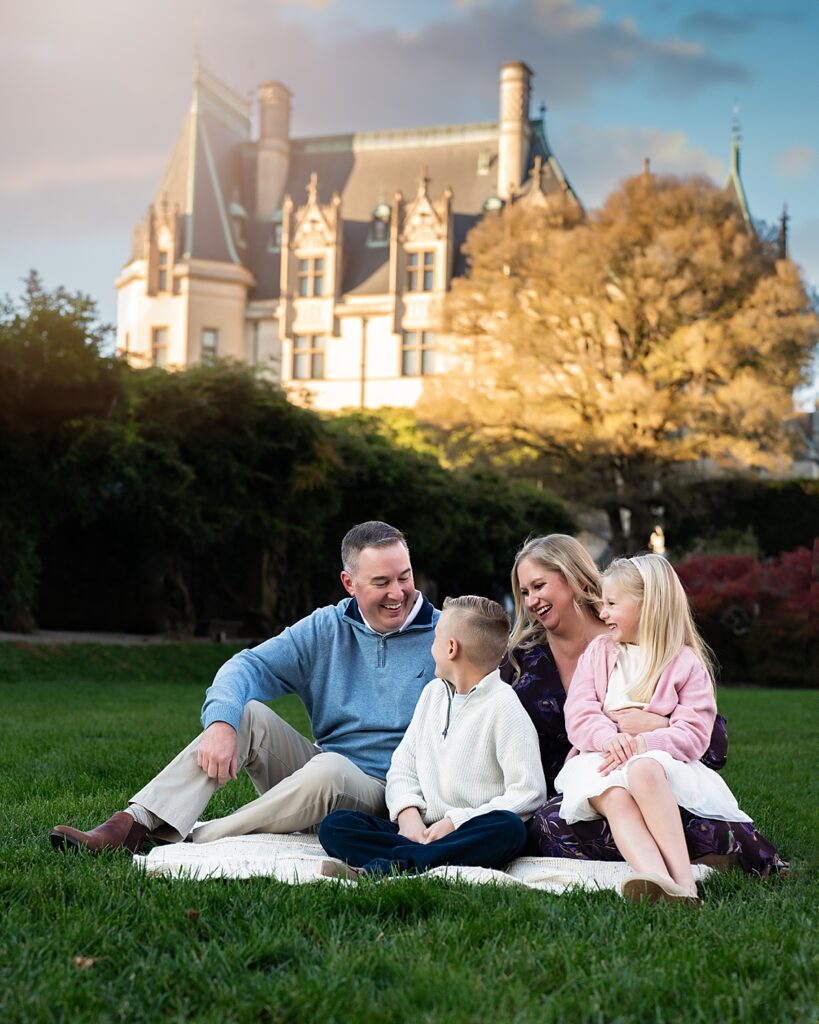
554,644,752,825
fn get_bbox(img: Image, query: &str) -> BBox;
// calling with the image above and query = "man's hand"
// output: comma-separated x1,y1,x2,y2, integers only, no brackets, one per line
598,733,647,776
196,721,238,786
610,708,669,736
396,807,427,843
424,816,455,843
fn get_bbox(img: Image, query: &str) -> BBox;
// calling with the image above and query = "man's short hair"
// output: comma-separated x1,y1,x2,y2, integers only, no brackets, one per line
442,595,510,670
341,521,409,576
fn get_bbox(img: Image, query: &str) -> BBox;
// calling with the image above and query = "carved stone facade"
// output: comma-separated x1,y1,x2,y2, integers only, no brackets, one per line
115,60,580,409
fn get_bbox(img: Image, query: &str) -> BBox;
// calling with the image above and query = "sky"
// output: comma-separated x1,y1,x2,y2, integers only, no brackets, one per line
1,0,817,397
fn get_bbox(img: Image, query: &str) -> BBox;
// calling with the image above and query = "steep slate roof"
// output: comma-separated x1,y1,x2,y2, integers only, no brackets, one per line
132,68,579,300
130,66,253,268
249,116,576,301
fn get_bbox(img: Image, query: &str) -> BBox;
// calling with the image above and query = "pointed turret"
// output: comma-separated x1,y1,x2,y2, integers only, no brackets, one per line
724,104,752,229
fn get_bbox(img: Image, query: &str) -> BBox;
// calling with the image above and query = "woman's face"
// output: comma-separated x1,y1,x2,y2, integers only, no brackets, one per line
516,557,580,634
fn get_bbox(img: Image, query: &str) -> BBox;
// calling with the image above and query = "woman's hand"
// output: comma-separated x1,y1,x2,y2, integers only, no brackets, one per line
598,733,647,775
610,708,669,736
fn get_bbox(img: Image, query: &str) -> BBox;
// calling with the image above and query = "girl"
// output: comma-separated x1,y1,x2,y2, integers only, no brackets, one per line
554,554,752,905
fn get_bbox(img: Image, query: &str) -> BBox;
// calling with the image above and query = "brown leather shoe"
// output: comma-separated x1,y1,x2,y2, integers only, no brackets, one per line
50,811,150,854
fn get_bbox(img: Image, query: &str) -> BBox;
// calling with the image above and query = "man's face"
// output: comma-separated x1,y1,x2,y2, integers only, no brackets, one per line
341,542,417,633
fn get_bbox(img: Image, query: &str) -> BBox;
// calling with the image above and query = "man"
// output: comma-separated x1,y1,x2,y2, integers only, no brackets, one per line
50,521,439,853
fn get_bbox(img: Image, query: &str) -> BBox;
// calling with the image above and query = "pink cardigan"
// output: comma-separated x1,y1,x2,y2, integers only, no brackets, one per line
564,634,716,763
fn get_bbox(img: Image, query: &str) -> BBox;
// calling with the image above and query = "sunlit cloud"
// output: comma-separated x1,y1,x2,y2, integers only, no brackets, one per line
775,145,818,182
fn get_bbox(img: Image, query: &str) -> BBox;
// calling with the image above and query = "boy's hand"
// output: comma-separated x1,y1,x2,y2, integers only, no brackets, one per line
397,807,427,843
598,733,647,775
424,817,455,843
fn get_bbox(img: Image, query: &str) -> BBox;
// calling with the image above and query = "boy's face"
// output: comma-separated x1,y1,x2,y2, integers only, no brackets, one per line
431,610,455,678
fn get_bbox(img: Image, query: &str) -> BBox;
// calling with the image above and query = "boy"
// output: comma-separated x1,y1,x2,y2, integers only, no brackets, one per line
318,595,547,877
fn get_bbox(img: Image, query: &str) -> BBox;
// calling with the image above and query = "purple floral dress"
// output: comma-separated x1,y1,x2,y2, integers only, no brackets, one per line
501,643,786,876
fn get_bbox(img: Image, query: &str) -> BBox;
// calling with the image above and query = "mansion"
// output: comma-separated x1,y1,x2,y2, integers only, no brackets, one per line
115,61,757,412
115,61,582,408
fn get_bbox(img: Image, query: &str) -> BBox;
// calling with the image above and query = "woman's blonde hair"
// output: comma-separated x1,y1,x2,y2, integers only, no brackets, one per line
508,534,602,678
603,554,716,703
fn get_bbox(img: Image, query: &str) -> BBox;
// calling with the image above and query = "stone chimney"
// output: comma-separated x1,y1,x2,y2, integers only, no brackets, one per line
256,81,292,219
497,61,532,201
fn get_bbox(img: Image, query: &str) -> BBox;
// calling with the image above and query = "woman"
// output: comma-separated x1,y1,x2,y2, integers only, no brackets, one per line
501,534,785,875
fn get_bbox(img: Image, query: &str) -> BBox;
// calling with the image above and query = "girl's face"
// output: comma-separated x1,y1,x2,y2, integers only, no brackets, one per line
600,578,641,644
517,558,579,634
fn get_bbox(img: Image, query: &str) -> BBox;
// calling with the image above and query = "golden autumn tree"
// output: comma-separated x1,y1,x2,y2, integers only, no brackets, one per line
420,172,819,552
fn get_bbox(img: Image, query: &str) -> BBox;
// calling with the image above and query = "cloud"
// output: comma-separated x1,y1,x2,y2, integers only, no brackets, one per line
775,145,818,182
557,123,725,207
0,154,166,197
0,0,751,298
680,7,804,37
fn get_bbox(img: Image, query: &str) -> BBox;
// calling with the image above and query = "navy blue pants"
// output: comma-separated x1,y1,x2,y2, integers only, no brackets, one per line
318,808,527,875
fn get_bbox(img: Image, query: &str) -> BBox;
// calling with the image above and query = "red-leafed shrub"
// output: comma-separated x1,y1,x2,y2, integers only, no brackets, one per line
676,548,815,686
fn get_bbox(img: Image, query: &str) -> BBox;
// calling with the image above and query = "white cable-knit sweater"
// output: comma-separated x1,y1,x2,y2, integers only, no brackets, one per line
385,669,548,829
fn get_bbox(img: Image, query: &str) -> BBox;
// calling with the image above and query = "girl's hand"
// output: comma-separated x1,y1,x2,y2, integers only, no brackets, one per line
598,733,647,775
610,709,669,736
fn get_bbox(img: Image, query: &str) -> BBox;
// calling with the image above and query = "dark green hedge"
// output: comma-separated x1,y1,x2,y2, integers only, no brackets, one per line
664,477,819,558
0,276,571,634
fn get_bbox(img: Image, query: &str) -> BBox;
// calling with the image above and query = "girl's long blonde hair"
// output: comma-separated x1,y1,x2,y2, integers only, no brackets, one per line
508,535,602,678
603,554,716,703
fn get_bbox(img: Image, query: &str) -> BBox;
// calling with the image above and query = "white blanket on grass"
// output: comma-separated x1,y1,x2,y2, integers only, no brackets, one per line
135,832,712,893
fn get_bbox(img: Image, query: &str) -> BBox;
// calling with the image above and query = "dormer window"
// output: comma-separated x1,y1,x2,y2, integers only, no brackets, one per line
406,250,435,292
477,150,492,176
297,257,325,297
157,250,169,292
230,196,247,248
368,202,391,247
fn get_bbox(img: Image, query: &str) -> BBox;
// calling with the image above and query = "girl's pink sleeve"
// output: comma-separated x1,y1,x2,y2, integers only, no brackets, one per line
564,641,617,752
642,658,716,762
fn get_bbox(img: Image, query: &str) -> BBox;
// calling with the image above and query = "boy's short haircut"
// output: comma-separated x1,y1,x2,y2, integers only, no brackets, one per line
442,595,510,670
341,521,408,576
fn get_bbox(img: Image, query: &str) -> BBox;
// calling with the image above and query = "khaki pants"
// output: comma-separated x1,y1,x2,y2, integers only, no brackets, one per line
130,700,387,843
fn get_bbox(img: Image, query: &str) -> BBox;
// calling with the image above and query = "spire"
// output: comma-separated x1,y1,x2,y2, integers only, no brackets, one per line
725,101,752,229
779,202,789,259
731,100,741,178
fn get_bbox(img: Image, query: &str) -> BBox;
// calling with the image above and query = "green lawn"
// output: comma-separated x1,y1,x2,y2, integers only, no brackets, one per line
0,643,816,1024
